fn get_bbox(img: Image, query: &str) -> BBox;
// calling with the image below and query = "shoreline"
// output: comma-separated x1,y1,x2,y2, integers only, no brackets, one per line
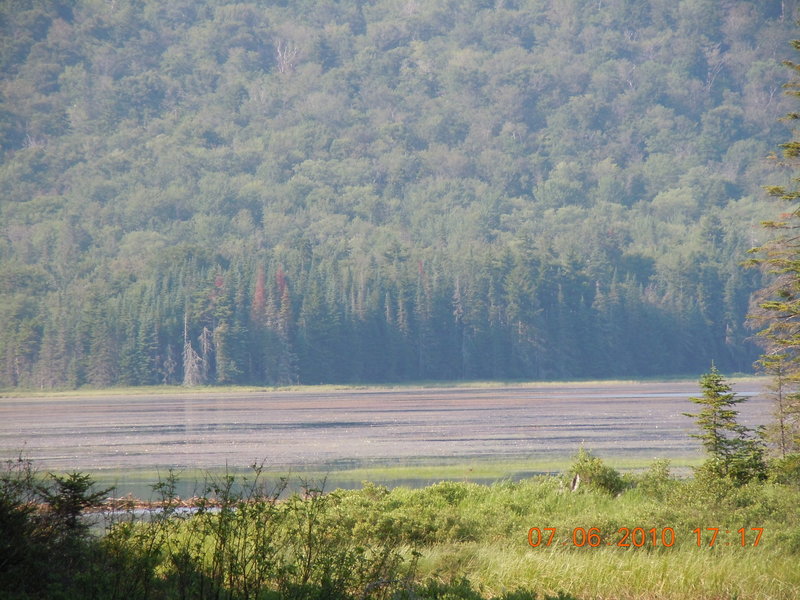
0,374,768,400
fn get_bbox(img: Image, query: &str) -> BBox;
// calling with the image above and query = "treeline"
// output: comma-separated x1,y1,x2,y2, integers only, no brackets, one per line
0,0,797,387
3,235,759,386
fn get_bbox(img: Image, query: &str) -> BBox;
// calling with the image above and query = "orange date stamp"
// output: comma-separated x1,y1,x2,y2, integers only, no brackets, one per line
527,527,763,548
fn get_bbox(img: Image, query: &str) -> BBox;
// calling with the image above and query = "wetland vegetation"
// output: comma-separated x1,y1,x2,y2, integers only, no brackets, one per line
2,446,799,600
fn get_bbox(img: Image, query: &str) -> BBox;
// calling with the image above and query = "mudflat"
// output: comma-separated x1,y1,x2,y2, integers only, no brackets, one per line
0,380,769,476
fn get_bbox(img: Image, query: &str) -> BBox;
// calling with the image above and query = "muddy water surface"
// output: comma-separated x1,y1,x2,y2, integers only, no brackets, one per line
1,381,769,480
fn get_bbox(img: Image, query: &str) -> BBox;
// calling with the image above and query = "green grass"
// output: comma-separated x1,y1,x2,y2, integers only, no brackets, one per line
86,456,706,502
137,469,799,600
334,472,800,599
420,542,800,599
5,451,798,599
296,456,704,482
0,375,771,399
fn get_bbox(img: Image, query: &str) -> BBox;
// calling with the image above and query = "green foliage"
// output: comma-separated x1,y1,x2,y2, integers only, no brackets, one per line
769,452,800,486
684,366,768,485
0,456,116,599
100,471,418,600
747,35,800,459
567,447,626,495
4,456,800,599
413,578,486,600
410,578,580,600
636,458,675,499
0,455,44,596
37,471,113,535
0,1,792,388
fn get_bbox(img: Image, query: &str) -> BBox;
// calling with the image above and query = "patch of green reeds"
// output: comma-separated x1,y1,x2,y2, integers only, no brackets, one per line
3,451,799,599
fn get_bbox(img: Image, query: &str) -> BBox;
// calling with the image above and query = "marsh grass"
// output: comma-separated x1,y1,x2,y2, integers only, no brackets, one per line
0,375,770,399
435,543,800,600
326,469,800,599
88,456,706,502
3,453,799,599
317,456,704,482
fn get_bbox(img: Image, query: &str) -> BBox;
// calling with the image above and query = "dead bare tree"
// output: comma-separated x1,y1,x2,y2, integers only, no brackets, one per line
275,39,299,74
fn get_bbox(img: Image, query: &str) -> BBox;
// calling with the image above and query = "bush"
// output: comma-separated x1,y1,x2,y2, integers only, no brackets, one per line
0,456,45,597
38,471,114,538
0,456,115,599
567,447,625,495
636,458,674,498
769,453,800,486
410,578,580,600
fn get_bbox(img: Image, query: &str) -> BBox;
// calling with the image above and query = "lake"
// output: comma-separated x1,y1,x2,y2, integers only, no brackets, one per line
0,380,769,495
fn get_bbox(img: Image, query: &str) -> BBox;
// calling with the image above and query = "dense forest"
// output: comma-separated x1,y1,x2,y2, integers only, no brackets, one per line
0,0,798,388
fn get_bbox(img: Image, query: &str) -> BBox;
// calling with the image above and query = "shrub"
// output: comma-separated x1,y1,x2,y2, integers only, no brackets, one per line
38,471,114,538
769,453,800,486
636,458,674,498
410,578,581,600
567,447,625,495
0,456,115,599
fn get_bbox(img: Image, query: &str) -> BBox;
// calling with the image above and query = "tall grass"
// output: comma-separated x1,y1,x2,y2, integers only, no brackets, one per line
421,543,799,600
2,454,799,599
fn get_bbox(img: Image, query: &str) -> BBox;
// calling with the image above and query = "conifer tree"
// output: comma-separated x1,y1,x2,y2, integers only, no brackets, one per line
747,38,800,457
275,268,298,385
756,353,800,457
748,40,800,356
88,317,116,388
684,365,766,483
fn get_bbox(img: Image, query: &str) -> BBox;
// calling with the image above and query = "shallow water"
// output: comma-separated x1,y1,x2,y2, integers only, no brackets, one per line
1,381,768,494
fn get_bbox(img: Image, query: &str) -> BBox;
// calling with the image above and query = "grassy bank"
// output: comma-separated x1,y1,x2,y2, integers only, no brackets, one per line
0,375,769,399
87,456,706,501
3,454,798,600
397,476,800,599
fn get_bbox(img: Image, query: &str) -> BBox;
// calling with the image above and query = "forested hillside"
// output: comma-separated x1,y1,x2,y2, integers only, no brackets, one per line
0,0,797,388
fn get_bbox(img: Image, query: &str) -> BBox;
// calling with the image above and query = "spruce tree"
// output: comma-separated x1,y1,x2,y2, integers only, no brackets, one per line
747,37,800,459
747,41,800,357
684,365,766,483
756,353,800,457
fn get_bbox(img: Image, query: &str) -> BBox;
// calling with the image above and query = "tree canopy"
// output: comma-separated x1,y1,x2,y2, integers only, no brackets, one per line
0,0,797,388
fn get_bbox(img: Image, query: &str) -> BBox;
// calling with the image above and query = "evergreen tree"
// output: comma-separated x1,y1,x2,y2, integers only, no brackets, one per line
747,37,800,458
748,39,800,358
87,317,116,388
0,0,789,388
684,365,766,483
756,353,800,457
274,268,298,385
